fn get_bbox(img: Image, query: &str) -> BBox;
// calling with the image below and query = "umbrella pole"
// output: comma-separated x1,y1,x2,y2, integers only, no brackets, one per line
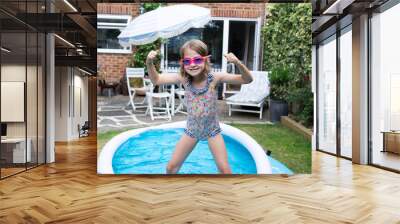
165,42,168,72
161,42,165,72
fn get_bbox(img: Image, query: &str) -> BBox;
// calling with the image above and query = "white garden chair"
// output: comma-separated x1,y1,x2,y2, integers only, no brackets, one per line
226,71,270,119
126,68,149,112
126,68,171,121
174,83,187,115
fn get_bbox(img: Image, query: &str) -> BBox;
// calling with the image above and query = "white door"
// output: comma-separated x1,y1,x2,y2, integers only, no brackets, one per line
228,20,257,70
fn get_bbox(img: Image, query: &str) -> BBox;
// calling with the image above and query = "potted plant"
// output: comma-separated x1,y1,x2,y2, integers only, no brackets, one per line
269,66,291,122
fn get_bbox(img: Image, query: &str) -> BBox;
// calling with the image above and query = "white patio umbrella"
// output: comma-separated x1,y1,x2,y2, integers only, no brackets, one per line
118,4,211,46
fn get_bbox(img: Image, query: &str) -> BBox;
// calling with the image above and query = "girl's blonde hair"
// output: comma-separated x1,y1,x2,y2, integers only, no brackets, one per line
179,39,210,80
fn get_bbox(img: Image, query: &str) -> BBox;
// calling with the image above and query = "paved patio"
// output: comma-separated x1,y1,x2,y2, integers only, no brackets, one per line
98,94,272,133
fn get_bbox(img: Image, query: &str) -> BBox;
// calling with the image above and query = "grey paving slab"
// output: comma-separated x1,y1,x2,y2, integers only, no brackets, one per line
97,94,272,133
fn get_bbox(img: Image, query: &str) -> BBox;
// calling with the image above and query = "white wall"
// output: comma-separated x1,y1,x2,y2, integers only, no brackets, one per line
1,63,46,164
1,65,29,138
71,72,89,138
55,66,69,141
1,65,26,143
54,67,89,141
75,74,89,123
1,65,26,81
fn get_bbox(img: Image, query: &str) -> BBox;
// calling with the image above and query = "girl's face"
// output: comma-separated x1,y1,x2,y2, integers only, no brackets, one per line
182,48,206,78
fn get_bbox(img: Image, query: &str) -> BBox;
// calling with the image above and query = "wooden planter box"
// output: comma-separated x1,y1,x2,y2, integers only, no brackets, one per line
281,116,312,141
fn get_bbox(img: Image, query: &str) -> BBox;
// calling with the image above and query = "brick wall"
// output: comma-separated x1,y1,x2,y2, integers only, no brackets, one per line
97,3,140,16
174,3,266,19
97,3,265,18
97,53,131,83
97,3,265,85
97,3,139,85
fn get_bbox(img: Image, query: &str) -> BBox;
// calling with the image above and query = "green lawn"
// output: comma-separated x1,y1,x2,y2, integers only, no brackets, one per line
231,123,311,173
97,128,132,152
98,123,311,174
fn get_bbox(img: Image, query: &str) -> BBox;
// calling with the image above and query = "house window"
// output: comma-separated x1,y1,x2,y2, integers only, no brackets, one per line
339,26,352,158
97,15,132,54
370,3,400,171
317,35,337,155
166,20,223,70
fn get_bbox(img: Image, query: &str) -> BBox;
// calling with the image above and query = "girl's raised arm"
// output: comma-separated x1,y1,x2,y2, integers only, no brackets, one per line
214,53,253,85
146,50,181,85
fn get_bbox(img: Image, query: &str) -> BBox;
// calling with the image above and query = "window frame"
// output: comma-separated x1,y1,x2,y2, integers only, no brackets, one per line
163,17,261,72
97,14,132,54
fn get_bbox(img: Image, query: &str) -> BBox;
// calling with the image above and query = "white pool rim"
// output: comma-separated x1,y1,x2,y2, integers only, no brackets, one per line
98,121,272,174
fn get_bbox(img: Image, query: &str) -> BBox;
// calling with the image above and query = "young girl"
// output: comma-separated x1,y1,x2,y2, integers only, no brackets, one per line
146,39,253,174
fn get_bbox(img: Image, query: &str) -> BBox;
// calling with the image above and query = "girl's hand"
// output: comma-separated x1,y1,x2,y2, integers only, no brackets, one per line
146,50,159,64
224,52,240,64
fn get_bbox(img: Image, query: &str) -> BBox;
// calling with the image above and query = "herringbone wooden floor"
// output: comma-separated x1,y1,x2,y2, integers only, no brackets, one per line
1,135,399,224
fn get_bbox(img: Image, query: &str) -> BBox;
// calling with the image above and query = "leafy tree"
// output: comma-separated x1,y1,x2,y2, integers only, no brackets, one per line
262,3,313,127
141,3,162,13
128,39,162,72
128,3,164,72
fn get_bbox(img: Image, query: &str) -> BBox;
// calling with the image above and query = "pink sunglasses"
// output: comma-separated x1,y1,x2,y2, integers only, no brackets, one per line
180,55,211,66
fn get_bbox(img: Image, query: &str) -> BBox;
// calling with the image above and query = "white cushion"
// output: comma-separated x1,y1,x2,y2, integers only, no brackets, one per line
226,71,269,104
147,92,171,98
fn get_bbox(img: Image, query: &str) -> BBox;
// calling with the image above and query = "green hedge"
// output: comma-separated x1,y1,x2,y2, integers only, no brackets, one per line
262,3,313,127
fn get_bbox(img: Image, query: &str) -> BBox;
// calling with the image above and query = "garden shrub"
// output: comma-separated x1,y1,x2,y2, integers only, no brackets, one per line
262,3,313,127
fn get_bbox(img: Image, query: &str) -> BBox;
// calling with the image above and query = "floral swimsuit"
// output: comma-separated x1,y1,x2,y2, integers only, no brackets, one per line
183,73,221,140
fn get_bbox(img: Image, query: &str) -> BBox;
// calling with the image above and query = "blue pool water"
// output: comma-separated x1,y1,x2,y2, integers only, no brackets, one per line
112,128,292,174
